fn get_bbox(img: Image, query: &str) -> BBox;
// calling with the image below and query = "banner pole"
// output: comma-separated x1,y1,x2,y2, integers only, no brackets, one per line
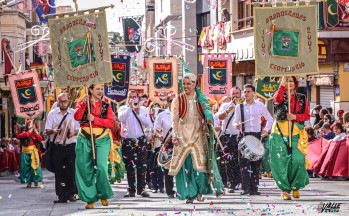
85,86,97,168
288,80,292,148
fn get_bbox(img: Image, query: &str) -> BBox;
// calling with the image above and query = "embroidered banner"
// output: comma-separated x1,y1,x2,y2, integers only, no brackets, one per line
254,5,318,76
104,55,130,103
122,16,143,53
255,77,280,101
9,70,44,119
48,10,112,88
203,54,232,101
326,0,349,28
147,58,178,104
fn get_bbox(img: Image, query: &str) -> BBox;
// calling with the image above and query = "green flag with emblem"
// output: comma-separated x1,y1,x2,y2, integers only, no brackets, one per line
272,29,299,58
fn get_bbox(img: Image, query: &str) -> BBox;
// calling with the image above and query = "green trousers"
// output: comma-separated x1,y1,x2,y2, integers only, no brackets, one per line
75,134,114,203
260,137,271,173
108,148,125,183
269,133,309,193
175,155,212,200
19,152,43,184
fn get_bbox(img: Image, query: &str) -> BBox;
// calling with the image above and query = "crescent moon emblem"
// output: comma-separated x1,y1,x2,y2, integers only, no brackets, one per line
162,74,168,81
216,71,223,78
25,89,31,96
116,73,122,80
328,4,337,16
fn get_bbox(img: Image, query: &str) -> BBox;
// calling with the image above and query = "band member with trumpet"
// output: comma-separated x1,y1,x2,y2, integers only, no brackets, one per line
45,92,80,203
74,84,115,209
217,86,243,193
233,84,273,195
118,90,153,198
17,120,43,188
270,76,310,200
153,94,176,198
170,73,224,204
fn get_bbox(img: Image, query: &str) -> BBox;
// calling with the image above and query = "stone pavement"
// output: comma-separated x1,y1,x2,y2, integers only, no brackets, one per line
0,170,348,216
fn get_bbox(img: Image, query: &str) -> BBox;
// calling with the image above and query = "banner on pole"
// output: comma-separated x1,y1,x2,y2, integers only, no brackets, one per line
9,70,44,119
255,77,280,101
122,16,143,53
254,5,318,77
147,58,178,104
48,10,112,88
32,0,56,23
104,55,130,104
203,54,232,101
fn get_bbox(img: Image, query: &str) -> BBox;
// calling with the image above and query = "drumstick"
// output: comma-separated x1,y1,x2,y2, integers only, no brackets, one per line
211,124,225,152
233,117,254,128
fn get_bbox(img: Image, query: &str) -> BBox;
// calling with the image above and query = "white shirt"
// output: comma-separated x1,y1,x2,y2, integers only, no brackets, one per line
217,102,240,135
233,100,273,133
44,108,80,144
118,105,153,138
153,108,172,148
213,113,221,129
333,132,347,141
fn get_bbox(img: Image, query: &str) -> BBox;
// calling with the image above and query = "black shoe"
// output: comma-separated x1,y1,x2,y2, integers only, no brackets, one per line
168,194,175,198
228,189,235,193
240,190,250,195
152,189,158,193
249,191,261,195
68,195,76,202
124,192,136,198
139,191,150,197
53,199,67,204
147,182,154,190
159,189,165,193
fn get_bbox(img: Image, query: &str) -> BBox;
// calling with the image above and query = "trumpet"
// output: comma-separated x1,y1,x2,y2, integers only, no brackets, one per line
151,130,162,150
225,97,245,114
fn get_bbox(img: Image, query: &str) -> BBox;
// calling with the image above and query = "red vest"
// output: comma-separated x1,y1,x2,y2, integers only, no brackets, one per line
178,93,205,120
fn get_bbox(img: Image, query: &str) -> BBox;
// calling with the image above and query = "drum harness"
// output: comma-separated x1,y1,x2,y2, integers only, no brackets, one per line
217,107,235,154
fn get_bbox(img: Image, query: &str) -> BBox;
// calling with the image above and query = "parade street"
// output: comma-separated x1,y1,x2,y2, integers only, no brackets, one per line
0,170,348,216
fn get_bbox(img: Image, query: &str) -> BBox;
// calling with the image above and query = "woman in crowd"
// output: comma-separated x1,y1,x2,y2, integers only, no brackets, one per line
332,123,347,141
169,73,224,204
74,84,115,209
270,76,310,200
16,121,43,188
313,122,348,179
305,126,317,142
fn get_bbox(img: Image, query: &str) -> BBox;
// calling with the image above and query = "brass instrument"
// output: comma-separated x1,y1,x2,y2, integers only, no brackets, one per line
225,97,245,115
55,119,72,145
235,97,245,105
59,87,83,109
151,130,162,150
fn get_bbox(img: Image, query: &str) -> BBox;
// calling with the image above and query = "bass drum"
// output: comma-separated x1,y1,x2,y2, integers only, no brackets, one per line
157,135,173,170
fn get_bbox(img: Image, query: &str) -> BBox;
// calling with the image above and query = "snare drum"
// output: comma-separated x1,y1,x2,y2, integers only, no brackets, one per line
238,135,264,161
157,136,173,169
